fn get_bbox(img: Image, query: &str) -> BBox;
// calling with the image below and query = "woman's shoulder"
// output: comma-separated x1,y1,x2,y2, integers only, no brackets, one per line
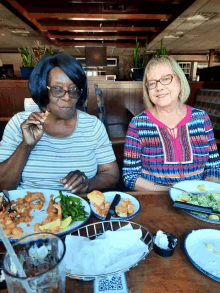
7,111,30,126
190,106,209,118
130,110,152,125
77,109,100,123
77,109,103,131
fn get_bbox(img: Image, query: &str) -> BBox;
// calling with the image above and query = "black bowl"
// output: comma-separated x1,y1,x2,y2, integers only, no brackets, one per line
153,232,178,257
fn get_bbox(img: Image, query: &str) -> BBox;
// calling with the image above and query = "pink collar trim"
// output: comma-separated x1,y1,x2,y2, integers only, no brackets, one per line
145,105,192,129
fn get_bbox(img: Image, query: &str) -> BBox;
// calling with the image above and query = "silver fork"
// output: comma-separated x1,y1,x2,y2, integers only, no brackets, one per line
2,190,13,213
155,183,208,196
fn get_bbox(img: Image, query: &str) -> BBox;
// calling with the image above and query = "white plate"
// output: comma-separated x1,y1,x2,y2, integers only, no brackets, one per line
169,180,220,224
184,229,220,282
0,189,91,242
90,191,141,221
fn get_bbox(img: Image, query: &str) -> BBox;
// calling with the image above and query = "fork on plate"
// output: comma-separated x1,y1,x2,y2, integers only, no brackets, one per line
155,183,209,196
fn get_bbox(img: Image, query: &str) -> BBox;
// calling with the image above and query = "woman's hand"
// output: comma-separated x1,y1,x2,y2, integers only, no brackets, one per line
60,170,90,194
21,112,46,146
204,176,220,183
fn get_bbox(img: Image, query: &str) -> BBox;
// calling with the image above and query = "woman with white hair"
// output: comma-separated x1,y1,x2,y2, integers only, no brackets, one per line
123,56,220,191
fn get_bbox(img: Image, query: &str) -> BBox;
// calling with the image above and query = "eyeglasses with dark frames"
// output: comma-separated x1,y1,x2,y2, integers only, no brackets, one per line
47,86,83,99
145,74,175,90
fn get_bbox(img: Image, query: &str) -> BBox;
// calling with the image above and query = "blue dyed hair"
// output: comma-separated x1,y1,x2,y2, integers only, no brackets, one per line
28,52,87,110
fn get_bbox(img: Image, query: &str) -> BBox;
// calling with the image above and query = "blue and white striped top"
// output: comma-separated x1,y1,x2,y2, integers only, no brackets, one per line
0,110,116,190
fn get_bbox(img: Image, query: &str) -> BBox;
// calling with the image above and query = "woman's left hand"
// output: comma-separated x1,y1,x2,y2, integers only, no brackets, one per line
60,170,90,193
204,176,220,183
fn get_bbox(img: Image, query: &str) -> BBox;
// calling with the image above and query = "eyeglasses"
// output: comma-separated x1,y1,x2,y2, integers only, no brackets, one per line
47,86,83,99
145,74,174,90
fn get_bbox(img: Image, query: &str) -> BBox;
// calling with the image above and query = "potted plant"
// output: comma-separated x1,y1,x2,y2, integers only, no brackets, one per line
132,38,148,81
153,39,172,58
18,41,54,80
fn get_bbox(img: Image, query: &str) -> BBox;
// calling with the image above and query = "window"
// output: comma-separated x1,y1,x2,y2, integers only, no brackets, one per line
178,62,191,80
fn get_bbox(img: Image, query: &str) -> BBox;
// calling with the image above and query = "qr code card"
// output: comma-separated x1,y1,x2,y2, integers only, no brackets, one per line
93,272,128,293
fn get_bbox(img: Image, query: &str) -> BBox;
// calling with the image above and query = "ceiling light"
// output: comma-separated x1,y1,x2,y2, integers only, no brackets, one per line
61,30,117,33
60,18,107,21
186,13,216,21
176,31,184,35
75,46,85,48
10,29,30,34
164,35,180,39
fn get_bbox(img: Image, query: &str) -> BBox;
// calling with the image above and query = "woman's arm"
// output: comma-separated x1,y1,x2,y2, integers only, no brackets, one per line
0,141,33,190
134,177,169,191
0,112,46,190
123,118,165,191
88,161,119,191
202,113,220,182
122,119,142,190
60,161,120,193
60,117,119,193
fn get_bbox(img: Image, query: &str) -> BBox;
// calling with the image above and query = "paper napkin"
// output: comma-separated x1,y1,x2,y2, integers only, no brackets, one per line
64,224,149,276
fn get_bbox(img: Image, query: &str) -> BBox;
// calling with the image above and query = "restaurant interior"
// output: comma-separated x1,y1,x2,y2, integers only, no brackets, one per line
0,0,220,292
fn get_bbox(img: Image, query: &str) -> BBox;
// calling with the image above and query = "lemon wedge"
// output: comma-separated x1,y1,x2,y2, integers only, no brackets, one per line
197,184,206,192
60,216,72,229
39,219,61,231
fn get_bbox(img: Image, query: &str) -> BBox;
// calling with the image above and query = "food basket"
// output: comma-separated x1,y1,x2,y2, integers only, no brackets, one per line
66,220,153,281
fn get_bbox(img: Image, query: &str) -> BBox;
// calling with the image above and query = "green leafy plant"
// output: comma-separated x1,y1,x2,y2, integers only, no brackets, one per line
133,38,148,68
18,40,54,67
153,39,172,58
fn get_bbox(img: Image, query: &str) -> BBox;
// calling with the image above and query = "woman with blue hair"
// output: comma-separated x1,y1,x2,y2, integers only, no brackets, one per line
0,53,119,193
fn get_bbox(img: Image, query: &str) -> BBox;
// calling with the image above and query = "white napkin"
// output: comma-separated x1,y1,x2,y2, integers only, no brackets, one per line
64,224,149,276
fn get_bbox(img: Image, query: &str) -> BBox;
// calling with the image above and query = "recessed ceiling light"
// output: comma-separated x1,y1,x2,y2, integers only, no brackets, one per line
164,35,180,39
60,18,108,21
10,29,30,34
186,13,217,21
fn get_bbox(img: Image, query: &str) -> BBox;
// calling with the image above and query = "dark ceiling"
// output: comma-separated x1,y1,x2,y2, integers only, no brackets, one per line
3,0,197,49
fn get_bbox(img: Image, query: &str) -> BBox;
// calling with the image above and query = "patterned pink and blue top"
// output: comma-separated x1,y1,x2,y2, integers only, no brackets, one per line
123,105,220,190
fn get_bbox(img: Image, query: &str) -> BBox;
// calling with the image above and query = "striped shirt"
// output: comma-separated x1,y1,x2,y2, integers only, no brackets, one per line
123,106,220,190
0,110,116,190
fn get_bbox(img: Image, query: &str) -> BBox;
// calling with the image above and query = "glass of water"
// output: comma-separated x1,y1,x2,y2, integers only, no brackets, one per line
2,232,66,293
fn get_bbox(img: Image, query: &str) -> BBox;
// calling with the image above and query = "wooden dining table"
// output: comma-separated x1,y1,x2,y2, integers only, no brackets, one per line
0,190,219,293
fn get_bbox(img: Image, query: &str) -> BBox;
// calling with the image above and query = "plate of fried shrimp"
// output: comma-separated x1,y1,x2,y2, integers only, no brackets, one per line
0,189,91,241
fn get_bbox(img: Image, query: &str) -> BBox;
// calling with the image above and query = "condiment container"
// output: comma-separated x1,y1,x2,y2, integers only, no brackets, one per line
153,232,178,257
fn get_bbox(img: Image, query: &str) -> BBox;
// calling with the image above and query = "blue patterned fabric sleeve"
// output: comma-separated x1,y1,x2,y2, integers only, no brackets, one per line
122,119,142,190
202,112,220,180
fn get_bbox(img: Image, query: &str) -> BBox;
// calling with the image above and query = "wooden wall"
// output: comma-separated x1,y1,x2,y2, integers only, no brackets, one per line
0,79,219,148
0,80,28,119
95,81,144,138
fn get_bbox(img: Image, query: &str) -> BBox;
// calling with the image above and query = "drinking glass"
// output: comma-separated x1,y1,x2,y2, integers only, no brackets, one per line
2,232,66,293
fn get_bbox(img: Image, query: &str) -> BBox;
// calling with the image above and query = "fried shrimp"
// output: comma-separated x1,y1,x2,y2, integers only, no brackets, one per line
12,227,23,236
39,199,62,230
4,228,12,236
24,192,45,210
2,191,45,237
44,110,50,117
34,223,41,232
